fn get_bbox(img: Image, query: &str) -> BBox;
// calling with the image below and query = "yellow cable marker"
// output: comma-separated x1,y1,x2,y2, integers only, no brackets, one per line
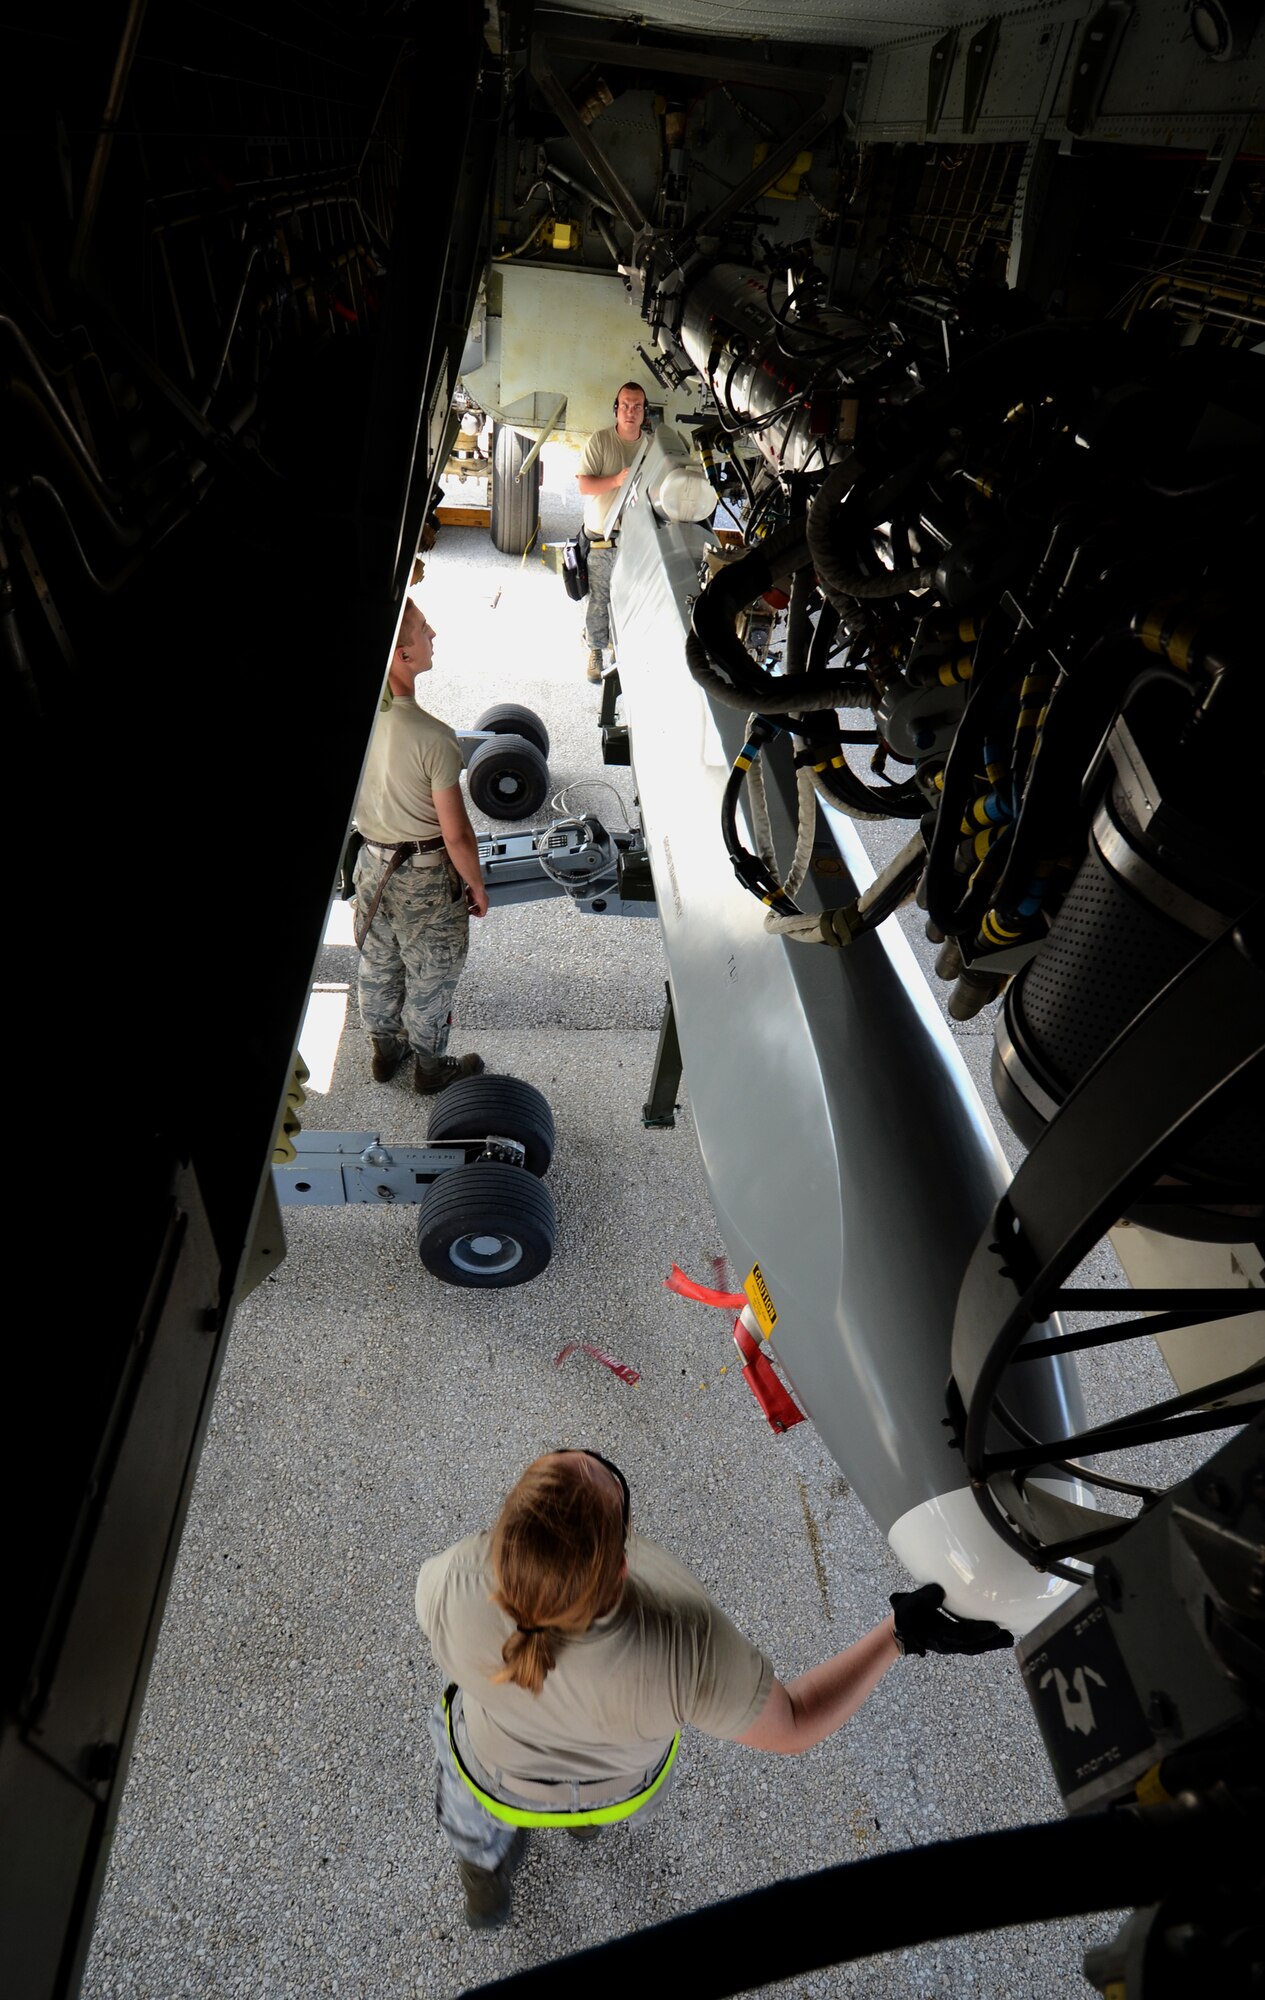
1134,1763,1171,1808
1166,620,1197,670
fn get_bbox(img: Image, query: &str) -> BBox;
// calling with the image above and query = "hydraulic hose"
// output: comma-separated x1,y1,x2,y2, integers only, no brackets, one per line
690,524,822,708
689,521,876,713
805,598,840,674
460,1793,1260,2000
921,604,1041,936
800,719,918,821
986,616,1154,922
784,563,814,675
806,458,935,614
688,525,921,813
719,722,800,914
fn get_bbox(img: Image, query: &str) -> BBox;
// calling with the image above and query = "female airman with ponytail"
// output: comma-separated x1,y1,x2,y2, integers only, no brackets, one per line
416,1449,1009,1928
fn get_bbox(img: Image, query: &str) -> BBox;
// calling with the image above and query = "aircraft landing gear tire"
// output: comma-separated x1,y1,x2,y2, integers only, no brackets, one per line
466,732,550,820
426,1075,555,1178
416,1161,556,1287
489,424,540,555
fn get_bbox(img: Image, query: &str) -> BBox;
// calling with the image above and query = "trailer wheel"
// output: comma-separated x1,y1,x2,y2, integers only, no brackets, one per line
472,702,550,760
466,733,549,821
416,1162,556,1287
489,424,540,555
426,1075,555,1177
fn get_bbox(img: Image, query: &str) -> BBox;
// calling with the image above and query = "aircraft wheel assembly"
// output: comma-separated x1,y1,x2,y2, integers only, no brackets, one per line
415,1160,556,1288
466,732,550,820
472,702,550,760
489,423,540,555
426,1074,555,1177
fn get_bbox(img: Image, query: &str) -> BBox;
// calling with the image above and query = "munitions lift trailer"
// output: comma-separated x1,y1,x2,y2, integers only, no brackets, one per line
272,810,661,1283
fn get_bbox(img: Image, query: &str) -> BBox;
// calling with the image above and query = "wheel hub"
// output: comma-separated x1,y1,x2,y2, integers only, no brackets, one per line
448,1231,523,1276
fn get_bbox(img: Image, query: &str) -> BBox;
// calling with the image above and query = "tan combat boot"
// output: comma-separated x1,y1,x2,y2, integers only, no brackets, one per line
369,1036,408,1082
414,1052,486,1093
456,1829,528,1929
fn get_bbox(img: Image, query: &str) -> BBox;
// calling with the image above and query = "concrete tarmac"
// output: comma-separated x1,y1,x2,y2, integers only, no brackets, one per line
82,454,1199,2000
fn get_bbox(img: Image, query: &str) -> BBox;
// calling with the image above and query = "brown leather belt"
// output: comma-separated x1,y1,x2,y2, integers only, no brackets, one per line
355,836,448,948
363,835,445,856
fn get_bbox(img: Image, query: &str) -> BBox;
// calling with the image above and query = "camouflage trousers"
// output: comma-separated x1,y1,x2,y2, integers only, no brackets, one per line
582,543,617,650
353,846,468,1059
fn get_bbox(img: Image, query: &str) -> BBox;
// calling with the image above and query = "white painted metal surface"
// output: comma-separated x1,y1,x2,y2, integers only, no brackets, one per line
610,431,1096,1624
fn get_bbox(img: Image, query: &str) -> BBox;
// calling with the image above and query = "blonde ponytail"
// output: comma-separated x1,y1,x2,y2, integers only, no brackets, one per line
488,1454,626,1694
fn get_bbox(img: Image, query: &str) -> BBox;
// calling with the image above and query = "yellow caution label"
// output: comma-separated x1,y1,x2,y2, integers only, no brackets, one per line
744,1263,777,1337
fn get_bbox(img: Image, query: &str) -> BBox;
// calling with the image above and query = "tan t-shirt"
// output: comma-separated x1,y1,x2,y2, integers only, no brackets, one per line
354,694,464,847
578,425,643,537
416,1530,774,1796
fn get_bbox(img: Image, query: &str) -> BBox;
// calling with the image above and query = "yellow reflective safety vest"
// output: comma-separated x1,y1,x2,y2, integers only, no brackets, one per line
442,1684,680,1829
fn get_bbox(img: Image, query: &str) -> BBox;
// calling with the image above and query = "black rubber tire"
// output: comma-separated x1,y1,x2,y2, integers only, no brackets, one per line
489,423,540,555
466,733,549,821
416,1162,556,1288
472,702,550,760
426,1075,555,1177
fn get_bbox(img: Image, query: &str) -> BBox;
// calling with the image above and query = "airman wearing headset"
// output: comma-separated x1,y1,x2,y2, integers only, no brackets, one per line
416,1449,1012,1929
575,382,650,682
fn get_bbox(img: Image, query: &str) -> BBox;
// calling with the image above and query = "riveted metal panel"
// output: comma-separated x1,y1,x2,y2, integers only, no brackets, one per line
851,1,1265,148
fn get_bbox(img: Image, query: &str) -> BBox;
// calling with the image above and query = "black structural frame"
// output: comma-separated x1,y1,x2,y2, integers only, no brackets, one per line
950,912,1265,1577
3,7,501,1996
458,1786,1261,2000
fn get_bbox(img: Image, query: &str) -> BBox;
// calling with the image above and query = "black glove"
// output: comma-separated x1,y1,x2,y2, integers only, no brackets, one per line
890,1582,1013,1657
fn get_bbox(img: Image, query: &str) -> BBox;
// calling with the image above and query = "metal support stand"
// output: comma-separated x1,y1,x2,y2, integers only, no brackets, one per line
643,981,683,1128
599,666,631,764
598,666,622,730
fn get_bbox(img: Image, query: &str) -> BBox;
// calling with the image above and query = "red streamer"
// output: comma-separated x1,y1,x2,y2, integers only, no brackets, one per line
664,1263,746,1309
554,1342,640,1386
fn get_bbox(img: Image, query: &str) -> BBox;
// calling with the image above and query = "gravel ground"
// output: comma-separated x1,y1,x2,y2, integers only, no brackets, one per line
81,450,1200,2000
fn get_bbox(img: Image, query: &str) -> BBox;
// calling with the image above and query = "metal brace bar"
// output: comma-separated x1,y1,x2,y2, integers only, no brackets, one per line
529,42,646,235
541,32,862,97
962,19,1001,137
688,74,848,242
1064,1,1134,139
1199,120,1250,225
842,59,869,135
926,30,958,138
273,1132,514,1206
515,394,567,480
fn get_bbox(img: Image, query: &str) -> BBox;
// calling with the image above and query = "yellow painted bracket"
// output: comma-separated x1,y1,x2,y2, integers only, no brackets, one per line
752,143,813,200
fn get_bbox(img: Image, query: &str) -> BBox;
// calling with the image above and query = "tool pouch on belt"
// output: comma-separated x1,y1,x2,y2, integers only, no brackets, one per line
562,524,590,601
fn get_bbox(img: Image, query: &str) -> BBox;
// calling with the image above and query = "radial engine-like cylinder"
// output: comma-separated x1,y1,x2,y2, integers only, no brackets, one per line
675,262,869,474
